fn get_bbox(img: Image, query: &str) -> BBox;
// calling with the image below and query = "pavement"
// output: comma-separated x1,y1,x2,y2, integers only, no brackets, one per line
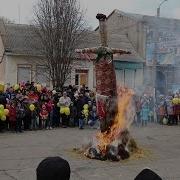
0,123,180,180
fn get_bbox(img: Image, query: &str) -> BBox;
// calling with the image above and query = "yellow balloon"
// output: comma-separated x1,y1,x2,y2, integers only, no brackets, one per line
0,104,4,111
60,107,65,114
84,109,89,114
0,84,5,92
29,104,35,111
0,110,3,117
64,107,70,116
83,104,89,110
178,98,180,104
172,98,179,105
14,84,20,91
1,115,6,121
4,109,9,116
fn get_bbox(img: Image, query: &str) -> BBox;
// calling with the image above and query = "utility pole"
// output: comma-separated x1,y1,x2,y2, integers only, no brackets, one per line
153,0,168,122
153,0,168,94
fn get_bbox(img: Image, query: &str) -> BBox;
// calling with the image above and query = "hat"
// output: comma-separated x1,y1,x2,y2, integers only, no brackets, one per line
134,168,162,180
36,157,70,180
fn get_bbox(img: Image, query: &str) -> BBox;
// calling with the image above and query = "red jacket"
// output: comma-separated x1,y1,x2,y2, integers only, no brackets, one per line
8,106,16,122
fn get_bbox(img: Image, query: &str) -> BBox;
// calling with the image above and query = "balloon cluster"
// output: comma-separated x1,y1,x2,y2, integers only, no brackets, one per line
82,104,89,118
0,104,9,121
0,83,5,92
60,107,70,116
172,97,180,105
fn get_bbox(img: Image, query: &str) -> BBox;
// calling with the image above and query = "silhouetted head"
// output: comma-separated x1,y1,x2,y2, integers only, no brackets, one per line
135,168,162,180
36,157,71,180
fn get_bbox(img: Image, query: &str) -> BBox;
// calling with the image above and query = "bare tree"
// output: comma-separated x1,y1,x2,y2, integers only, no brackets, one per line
33,0,87,90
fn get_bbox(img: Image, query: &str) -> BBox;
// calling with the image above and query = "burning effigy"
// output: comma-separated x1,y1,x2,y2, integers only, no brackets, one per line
75,14,138,161
82,87,137,161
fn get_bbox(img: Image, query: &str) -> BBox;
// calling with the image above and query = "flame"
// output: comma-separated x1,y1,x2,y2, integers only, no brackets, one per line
96,87,134,155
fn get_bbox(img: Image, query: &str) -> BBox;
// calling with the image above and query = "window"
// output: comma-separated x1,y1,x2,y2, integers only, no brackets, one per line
75,69,88,87
17,65,31,83
36,65,50,86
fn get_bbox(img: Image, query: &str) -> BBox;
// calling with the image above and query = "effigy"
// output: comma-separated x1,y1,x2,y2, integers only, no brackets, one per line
76,14,130,133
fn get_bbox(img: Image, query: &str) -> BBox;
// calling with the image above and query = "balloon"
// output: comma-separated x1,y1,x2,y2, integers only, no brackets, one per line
172,98,179,105
1,115,6,121
29,104,35,111
64,107,70,116
179,98,180,104
0,84,5,92
4,109,9,116
60,107,65,114
163,117,168,125
0,110,3,117
84,109,89,114
83,104,89,110
0,104,4,111
14,84,20,91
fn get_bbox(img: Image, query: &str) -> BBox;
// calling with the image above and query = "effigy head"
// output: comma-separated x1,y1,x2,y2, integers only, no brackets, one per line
96,14,107,21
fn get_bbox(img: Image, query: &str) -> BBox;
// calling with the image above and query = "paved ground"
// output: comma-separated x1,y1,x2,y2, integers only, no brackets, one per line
0,124,180,180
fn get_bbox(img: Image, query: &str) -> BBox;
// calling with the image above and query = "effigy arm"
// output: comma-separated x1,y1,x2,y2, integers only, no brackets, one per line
75,47,98,54
111,48,131,55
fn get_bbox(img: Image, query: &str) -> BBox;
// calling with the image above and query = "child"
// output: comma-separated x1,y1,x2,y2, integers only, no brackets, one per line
8,101,16,131
46,100,54,130
88,105,99,129
16,101,26,133
140,101,149,126
31,106,38,130
40,104,49,129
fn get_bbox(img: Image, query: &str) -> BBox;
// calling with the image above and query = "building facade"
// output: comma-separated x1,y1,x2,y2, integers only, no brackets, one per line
0,11,145,91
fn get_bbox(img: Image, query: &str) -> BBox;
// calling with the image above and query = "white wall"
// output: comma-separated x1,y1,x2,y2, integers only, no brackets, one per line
71,59,94,90
5,55,46,85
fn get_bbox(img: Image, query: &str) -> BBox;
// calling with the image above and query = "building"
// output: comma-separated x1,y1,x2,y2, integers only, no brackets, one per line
0,11,145,91
111,10,180,94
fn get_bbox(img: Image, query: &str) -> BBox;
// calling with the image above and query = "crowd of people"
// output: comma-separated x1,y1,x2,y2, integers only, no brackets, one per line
0,82,99,133
0,81,180,133
135,92,180,126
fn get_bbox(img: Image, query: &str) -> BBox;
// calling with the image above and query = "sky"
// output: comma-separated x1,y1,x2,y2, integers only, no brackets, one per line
0,0,180,28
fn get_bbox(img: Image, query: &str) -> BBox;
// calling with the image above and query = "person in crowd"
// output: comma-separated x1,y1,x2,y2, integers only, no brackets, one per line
172,94,179,125
31,105,38,130
40,104,49,129
157,95,166,124
36,156,71,180
166,95,174,125
8,101,17,131
16,101,26,133
88,105,99,129
72,93,80,127
59,92,71,128
46,99,54,130
140,95,150,126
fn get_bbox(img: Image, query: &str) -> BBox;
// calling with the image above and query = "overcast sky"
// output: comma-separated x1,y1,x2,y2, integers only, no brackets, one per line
0,0,180,28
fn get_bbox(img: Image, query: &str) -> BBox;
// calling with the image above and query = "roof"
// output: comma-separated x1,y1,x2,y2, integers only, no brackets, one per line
77,31,144,62
0,23,43,56
0,18,144,63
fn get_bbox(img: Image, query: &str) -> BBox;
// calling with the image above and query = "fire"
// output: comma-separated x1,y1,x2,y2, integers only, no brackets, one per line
96,87,134,155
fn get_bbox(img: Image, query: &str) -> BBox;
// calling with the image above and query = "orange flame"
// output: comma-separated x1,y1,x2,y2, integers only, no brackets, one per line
96,87,134,155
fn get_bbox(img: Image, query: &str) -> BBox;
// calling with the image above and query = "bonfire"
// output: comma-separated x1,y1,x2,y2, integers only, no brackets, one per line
83,88,138,161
